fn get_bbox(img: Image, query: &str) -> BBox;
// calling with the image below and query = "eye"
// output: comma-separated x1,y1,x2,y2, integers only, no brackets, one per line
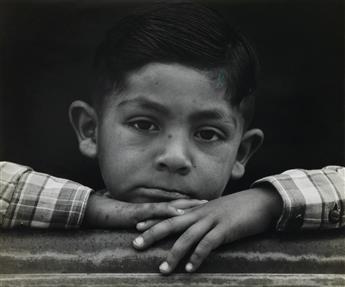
195,128,224,142
128,119,159,132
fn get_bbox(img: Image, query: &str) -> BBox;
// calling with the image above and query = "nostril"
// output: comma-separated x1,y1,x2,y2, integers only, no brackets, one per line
177,166,190,175
157,162,168,170
156,158,191,175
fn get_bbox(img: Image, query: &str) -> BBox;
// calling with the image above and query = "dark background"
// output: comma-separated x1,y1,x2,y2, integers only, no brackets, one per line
0,0,344,192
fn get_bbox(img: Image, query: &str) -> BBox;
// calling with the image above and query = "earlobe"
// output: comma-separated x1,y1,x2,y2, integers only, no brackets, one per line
231,162,245,180
69,100,98,159
231,128,264,180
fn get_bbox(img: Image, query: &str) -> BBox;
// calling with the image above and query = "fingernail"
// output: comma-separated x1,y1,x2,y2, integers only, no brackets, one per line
201,200,208,203
185,262,193,272
136,222,146,230
159,261,170,273
177,209,184,215
133,236,144,247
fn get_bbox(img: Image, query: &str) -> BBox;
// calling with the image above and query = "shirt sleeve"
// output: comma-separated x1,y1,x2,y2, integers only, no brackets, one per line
253,166,345,231
0,161,93,229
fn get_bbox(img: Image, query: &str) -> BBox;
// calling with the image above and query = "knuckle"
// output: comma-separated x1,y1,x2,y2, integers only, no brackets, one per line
168,248,180,262
169,199,182,207
144,203,153,211
192,247,205,262
131,206,143,222
193,240,213,261
144,225,158,241
199,237,213,251
153,202,171,216
167,243,186,266
163,202,173,212
148,203,162,217
146,220,159,229
179,229,194,243
165,217,176,229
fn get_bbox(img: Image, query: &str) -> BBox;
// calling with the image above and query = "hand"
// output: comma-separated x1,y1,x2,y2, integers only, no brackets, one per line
132,186,282,274
83,191,207,228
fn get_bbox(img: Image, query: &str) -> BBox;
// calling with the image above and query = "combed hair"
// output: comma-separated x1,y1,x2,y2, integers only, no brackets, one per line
93,2,259,123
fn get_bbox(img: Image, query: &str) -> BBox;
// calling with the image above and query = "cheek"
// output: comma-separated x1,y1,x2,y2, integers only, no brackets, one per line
97,126,154,195
201,164,234,199
97,127,129,190
196,146,237,199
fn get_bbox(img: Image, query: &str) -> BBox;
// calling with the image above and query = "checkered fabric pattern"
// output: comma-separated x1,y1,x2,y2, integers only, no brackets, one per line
0,162,92,229
254,166,345,231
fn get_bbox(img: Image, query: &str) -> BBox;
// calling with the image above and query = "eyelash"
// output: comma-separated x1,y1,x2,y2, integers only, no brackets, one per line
194,127,226,142
127,118,159,132
127,119,226,142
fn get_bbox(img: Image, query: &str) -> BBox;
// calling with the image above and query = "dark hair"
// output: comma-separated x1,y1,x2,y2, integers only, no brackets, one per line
93,2,258,124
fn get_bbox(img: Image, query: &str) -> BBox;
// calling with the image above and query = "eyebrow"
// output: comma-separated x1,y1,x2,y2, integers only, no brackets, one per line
117,97,170,115
189,109,236,126
117,96,236,126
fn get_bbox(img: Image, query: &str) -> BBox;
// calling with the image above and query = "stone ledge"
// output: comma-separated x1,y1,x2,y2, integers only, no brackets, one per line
0,229,344,274
1,273,344,287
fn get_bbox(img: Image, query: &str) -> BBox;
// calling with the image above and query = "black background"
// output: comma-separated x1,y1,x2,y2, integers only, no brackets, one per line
0,0,343,192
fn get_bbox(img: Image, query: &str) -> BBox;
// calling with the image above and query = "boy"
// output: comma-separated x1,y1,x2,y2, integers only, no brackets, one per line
0,2,344,275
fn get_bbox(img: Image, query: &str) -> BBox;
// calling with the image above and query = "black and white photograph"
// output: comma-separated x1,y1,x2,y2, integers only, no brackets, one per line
0,0,344,286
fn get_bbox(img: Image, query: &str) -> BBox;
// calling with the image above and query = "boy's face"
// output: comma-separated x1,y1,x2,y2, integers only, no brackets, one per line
71,63,262,202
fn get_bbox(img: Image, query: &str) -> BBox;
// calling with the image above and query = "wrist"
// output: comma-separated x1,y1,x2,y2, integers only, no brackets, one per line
247,184,283,231
82,192,105,228
251,184,283,228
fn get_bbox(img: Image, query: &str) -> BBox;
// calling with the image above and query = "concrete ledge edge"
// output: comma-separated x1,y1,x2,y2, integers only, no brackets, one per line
0,273,344,287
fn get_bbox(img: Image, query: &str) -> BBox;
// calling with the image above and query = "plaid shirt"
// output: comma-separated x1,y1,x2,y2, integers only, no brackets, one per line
0,161,344,230
0,162,91,229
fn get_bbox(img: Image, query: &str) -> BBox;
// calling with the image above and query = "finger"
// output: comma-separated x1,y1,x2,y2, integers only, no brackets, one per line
185,227,225,273
132,213,196,250
135,202,185,221
159,219,213,274
169,199,208,210
136,199,208,230
136,219,161,231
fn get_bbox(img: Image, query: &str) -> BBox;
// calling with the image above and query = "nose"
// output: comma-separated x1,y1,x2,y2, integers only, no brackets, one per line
155,134,192,176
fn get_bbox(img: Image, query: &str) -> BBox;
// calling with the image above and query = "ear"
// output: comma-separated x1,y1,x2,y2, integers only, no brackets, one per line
231,128,264,180
69,100,98,159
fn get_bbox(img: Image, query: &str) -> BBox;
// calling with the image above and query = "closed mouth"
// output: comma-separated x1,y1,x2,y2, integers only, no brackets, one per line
137,186,190,201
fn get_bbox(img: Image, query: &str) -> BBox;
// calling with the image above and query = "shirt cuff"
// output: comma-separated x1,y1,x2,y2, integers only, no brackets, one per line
252,166,345,232
0,162,33,227
2,162,93,229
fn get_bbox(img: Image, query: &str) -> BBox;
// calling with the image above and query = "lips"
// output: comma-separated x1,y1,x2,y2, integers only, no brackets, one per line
136,186,191,201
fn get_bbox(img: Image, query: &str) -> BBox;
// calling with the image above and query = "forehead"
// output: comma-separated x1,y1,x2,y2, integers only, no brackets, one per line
107,63,242,124
123,63,228,100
